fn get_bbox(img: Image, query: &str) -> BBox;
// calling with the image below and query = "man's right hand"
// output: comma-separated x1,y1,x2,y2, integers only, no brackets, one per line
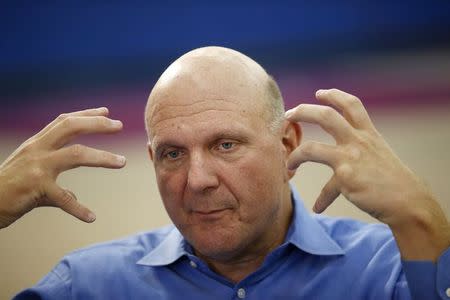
0,107,126,229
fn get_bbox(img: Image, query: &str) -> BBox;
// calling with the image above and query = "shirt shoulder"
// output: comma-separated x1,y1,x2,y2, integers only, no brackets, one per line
63,224,176,267
14,225,178,299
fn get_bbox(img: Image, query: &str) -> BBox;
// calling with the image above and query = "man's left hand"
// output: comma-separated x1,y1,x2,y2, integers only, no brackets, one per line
285,88,450,261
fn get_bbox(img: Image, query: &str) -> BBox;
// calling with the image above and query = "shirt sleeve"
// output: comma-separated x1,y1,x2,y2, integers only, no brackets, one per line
13,261,72,300
401,247,450,300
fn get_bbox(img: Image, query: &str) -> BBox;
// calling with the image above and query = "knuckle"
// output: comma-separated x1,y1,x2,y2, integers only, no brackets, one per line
297,104,306,110
58,189,75,208
70,144,85,160
292,104,305,115
96,116,110,127
344,145,361,161
26,134,47,149
336,164,354,181
19,140,36,154
354,133,375,150
99,150,112,162
300,141,315,157
62,116,83,135
60,115,76,128
319,106,336,120
56,113,69,122
29,166,46,182
346,95,362,109
349,95,361,104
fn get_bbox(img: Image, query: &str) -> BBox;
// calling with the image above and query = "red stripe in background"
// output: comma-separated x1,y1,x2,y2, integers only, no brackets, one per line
2,54,450,134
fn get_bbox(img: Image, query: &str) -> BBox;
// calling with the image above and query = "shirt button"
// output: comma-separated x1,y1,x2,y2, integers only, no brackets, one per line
446,287,450,297
189,261,197,268
237,288,246,299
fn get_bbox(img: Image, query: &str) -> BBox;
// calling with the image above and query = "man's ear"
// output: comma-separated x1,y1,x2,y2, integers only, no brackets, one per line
281,120,302,180
147,142,154,161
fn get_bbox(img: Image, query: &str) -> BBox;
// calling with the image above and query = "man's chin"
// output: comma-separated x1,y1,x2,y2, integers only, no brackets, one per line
194,244,242,263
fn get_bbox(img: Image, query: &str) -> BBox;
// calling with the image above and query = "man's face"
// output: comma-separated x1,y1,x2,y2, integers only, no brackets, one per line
147,58,293,261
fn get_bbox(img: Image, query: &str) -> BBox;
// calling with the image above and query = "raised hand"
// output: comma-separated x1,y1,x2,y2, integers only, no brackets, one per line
285,89,449,260
0,107,126,228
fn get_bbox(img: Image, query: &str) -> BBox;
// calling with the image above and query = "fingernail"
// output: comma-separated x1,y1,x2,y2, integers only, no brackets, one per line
87,212,96,222
312,205,318,214
117,155,126,165
111,120,123,128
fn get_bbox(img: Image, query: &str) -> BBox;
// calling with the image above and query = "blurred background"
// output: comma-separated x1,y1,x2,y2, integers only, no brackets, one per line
1,1,450,298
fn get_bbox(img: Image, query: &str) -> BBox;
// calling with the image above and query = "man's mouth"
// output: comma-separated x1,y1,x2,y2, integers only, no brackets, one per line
192,208,230,220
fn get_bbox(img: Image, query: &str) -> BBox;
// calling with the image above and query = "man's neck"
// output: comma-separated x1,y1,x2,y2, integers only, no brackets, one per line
201,248,274,283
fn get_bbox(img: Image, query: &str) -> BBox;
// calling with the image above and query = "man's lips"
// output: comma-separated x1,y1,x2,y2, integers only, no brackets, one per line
194,209,227,214
192,208,231,220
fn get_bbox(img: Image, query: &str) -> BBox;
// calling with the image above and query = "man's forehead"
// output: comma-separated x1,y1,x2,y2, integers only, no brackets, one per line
147,76,266,132
149,97,243,128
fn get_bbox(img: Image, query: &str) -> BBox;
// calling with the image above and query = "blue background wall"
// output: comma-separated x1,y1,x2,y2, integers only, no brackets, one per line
1,1,449,133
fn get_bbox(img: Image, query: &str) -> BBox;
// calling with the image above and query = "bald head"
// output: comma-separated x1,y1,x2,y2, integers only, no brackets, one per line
145,46,285,138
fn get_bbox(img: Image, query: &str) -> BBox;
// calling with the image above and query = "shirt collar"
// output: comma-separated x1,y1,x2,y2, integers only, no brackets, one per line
136,228,187,266
286,187,344,256
137,186,343,267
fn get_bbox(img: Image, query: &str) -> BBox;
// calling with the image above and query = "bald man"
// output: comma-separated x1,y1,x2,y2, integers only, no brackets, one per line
5,47,450,299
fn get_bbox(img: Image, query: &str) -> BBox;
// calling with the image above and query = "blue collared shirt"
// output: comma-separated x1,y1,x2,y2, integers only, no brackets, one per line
15,189,450,299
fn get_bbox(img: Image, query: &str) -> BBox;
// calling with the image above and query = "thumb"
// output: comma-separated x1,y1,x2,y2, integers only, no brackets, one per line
45,184,96,223
313,175,340,213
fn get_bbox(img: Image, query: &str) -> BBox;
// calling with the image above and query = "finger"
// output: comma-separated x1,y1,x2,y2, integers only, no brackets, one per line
45,184,96,223
42,116,123,149
34,107,110,140
313,175,340,213
287,141,338,170
52,144,126,172
315,89,375,130
285,104,354,144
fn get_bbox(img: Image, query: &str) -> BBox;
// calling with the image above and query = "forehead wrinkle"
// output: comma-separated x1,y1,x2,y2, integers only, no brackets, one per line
148,97,239,118
153,97,235,110
151,107,236,132
148,97,253,130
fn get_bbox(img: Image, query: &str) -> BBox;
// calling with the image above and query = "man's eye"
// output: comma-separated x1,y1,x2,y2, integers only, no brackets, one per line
220,142,234,150
166,150,180,159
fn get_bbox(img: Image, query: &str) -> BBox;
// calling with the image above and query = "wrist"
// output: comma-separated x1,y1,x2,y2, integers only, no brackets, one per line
388,200,450,262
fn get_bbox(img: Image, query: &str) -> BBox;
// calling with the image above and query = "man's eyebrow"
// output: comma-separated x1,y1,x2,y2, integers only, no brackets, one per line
152,140,183,158
210,131,249,142
151,128,251,155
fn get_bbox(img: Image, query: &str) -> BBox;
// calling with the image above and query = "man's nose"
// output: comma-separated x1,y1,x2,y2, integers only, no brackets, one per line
187,152,219,193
